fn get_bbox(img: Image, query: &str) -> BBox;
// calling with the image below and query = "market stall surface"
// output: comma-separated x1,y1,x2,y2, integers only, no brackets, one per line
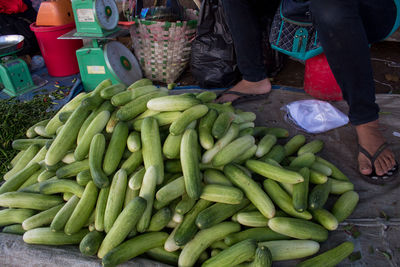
0,86,399,266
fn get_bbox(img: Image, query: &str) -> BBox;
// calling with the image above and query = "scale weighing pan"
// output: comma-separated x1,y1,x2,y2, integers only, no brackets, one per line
0,35,24,57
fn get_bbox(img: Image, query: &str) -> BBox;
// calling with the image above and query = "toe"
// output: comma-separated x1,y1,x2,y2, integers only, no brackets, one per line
374,159,385,176
359,155,372,175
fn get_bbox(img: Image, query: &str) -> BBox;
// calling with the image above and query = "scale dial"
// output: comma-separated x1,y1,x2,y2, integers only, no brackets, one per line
94,0,119,30
104,41,142,86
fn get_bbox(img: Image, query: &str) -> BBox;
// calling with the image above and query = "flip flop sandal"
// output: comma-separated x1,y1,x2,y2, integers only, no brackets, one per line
358,142,399,185
216,90,271,105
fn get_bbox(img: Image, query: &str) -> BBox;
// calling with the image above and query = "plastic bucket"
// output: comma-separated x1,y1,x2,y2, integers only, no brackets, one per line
304,53,343,101
30,22,82,77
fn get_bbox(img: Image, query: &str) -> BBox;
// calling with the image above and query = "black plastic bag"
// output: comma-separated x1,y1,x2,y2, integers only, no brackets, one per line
190,0,240,88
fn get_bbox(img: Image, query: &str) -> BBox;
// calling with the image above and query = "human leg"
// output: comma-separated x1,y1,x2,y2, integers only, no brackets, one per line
218,0,279,103
310,0,398,178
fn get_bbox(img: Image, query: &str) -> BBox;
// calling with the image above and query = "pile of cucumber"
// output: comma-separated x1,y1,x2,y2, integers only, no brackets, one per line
0,78,358,267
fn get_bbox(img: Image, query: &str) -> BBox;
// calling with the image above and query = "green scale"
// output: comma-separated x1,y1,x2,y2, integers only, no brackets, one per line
0,35,37,96
60,0,142,91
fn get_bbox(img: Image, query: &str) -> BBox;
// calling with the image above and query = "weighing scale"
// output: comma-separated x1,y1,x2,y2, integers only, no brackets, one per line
0,35,37,97
60,0,142,91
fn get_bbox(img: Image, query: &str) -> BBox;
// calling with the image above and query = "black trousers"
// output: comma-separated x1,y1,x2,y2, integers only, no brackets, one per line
222,0,398,125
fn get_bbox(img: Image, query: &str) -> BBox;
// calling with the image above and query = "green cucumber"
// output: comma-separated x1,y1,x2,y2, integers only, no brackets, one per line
200,184,244,205
246,159,304,184
141,117,164,184
236,211,269,227
146,247,179,266
12,139,48,150
124,186,139,208
22,203,64,230
64,181,98,234
37,170,56,183
127,131,141,152
39,179,85,198
18,168,43,190
100,83,127,99
284,134,306,156
256,134,277,158
199,109,218,150
102,232,168,267
212,111,235,139
55,159,89,179
0,208,36,226
196,91,217,103
50,195,79,232
3,144,40,180
178,222,241,267
309,170,328,184
98,197,147,258
205,102,235,114
148,207,173,232
292,167,310,212
128,167,145,190
212,135,255,167
268,217,328,242
80,230,104,256
233,144,257,164
311,209,338,231
104,169,128,233
132,111,182,131
251,246,272,267
89,133,109,188
175,193,196,215
181,129,202,199
24,227,89,245
262,144,286,163
308,179,332,210
315,156,349,181
310,162,332,176
263,179,312,220
76,170,92,186
26,119,50,138
163,133,183,159
203,169,232,186
265,127,289,138
127,78,153,90
298,140,324,155
0,192,63,210
258,240,320,261
95,187,110,232
224,227,290,246
289,152,316,168
147,95,201,111
137,166,158,232
106,110,118,133
330,178,354,194
120,149,143,175
224,164,275,218
0,163,41,194
156,176,185,203
2,224,26,235
332,190,359,222
169,104,209,135
103,122,129,175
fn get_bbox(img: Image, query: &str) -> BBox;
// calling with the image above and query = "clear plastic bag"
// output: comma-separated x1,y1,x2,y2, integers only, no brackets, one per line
282,99,349,133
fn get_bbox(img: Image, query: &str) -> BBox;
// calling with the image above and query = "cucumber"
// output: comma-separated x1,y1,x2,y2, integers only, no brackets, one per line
0,192,63,210
62,152,76,164
263,179,312,220
224,227,290,246
200,184,244,205
95,187,110,232
212,135,255,167
178,222,241,267
24,227,89,245
239,127,254,137
104,169,128,233
64,181,98,235
164,223,181,252
163,133,182,159
330,178,354,194
256,134,277,158
9,150,25,168
202,123,240,164
124,186,139,208
238,122,255,130
39,179,84,198
113,85,158,106
262,144,286,163
202,239,257,267
0,208,36,226
3,144,40,180
18,168,43,190
76,170,92,186
55,159,89,179
132,111,182,131
146,247,179,266
120,149,143,175
212,112,235,139
332,190,359,222
246,159,304,184
141,117,164,184
292,167,310,212
100,83,126,99
284,134,306,156
50,195,79,232
315,156,349,181
37,170,55,183
196,198,250,230
75,110,110,161
233,144,257,164
196,91,217,103
251,246,272,267
199,109,218,150
309,170,328,184
310,162,332,176
34,126,53,138
268,217,328,242
156,176,185,203
175,193,196,215
298,140,324,155
45,104,91,166
297,241,354,267
148,207,173,232
58,112,72,123
128,167,145,190
102,232,169,267
26,119,50,138
89,133,109,188
236,211,269,227
258,240,320,261
224,164,275,218
2,224,26,235
127,131,141,152
181,129,202,199
205,102,235,114
116,90,168,121
308,179,331,210
103,122,129,175
63,192,74,201
106,110,118,133
311,208,338,230
127,78,153,90
22,203,64,230
203,169,232,186
80,230,104,256
169,104,209,136
0,163,41,194
265,127,289,138
147,95,201,111
289,152,316,168
98,197,147,258
210,240,229,250
174,199,212,246
137,166,158,232
12,139,48,150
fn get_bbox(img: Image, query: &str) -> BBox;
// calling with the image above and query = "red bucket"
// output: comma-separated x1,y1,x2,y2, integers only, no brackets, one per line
30,22,82,77
304,53,343,101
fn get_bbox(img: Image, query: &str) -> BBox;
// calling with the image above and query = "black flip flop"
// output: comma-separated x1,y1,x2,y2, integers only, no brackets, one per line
358,142,399,185
216,90,271,105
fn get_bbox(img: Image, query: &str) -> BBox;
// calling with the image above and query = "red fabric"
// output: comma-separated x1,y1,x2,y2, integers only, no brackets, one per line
0,0,28,14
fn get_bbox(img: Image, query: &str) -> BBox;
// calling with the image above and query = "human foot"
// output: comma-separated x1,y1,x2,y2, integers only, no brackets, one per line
216,78,272,103
356,120,397,178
